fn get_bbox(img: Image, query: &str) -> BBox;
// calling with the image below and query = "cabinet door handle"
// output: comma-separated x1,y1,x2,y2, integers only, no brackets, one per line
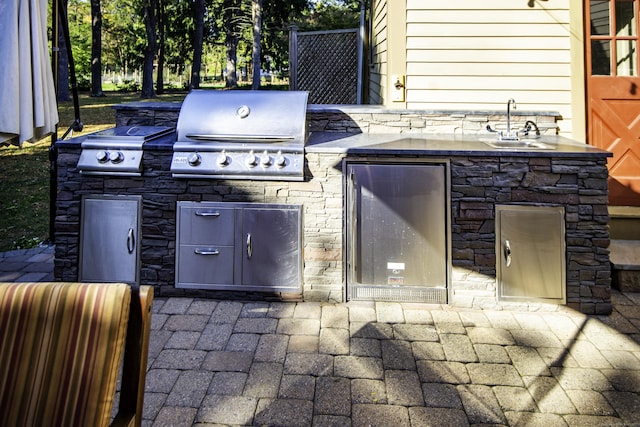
246,233,252,259
127,228,135,254
195,211,221,217
194,248,220,255
504,239,512,267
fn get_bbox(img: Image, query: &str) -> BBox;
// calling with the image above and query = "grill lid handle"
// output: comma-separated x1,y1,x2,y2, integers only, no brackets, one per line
185,134,296,143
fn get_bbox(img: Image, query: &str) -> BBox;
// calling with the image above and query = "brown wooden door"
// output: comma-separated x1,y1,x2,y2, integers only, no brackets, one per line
587,0,640,206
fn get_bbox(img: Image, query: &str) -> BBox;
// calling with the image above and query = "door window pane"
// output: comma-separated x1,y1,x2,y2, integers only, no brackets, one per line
593,40,612,74
592,0,611,35
617,39,638,75
616,0,636,36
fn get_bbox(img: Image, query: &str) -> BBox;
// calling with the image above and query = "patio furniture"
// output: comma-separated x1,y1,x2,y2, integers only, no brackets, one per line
0,282,153,427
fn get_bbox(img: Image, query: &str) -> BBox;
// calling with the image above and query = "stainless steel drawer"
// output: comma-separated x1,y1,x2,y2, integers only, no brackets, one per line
178,205,235,245
176,245,235,286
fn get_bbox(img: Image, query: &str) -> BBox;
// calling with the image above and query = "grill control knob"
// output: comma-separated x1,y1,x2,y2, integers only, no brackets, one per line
96,150,109,163
188,153,202,166
216,151,229,166
246,151,257,167
260,151,272,167
275,151,287,167
109,151,124,164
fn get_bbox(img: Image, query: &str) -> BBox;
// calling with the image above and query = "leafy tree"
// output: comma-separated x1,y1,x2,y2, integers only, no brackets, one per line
102,0,146,78
66,0,92,88
261,0,308,72
58,0,358,95
299,0,359,31
160,0,193,83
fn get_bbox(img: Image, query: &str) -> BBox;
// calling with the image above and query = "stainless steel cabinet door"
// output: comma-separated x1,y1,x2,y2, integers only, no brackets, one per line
241,206,302,291
79,195,141,284
496,205,566,303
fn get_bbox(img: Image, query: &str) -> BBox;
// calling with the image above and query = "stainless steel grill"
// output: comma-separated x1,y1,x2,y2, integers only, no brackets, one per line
170,90,309,181
77,125,173,176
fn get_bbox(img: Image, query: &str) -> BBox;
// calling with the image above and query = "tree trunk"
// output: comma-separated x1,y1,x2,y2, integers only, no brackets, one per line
191,0,204,89
251,0,263,90
156,0,165,94
90,0,104,96
141,0,157,98
224,0,238,89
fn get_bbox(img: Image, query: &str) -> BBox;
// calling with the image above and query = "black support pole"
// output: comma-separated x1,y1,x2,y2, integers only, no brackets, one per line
48,0,58,244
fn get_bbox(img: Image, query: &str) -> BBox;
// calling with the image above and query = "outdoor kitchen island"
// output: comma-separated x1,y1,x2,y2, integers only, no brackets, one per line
54,103,613,314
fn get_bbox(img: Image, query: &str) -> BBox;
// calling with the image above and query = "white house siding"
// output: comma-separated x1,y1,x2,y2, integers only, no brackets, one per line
368,1,388,104
404,0,579,137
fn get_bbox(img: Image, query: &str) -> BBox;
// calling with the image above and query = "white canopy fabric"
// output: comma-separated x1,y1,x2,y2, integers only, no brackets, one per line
0,0,58,146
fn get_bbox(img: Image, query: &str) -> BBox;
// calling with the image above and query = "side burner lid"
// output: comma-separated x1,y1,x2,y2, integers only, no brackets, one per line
86,125,173,142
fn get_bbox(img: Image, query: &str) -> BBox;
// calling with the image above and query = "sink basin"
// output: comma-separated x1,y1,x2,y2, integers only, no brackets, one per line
480,138,554,150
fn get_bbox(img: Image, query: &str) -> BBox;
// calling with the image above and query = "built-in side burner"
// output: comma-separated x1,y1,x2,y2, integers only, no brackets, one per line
77,125,173,176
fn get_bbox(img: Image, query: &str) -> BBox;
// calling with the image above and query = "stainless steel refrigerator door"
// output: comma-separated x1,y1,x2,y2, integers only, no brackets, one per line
496,205,566,303
347,163,448,301
79,195,141,284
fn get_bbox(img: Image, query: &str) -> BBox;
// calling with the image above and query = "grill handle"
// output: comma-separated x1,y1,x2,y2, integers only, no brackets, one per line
195,211,221,217
127,228,135,254
185,134,295,143
246,233,252,259
194,248,220,256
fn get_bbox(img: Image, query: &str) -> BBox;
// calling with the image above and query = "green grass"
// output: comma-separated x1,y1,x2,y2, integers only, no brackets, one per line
0,91,187,252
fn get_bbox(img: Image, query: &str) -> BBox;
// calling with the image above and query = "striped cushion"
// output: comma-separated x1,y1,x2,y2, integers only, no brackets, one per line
0,282,131,427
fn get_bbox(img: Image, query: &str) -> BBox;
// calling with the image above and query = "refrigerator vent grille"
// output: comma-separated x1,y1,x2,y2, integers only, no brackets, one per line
350,286,447,304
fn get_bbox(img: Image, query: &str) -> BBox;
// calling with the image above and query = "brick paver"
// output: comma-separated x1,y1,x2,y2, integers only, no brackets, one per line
143,294,640,426
1,246,639,426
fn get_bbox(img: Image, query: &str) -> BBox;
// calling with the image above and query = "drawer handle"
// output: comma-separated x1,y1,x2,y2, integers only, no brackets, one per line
195,211,221,217
194,248,220,256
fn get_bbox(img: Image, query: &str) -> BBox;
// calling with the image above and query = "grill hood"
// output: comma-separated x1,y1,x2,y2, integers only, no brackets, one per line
176,90,308,145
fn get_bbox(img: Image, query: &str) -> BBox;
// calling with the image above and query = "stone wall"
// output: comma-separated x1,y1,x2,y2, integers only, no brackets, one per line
305,109,560,136
55,145,611,314
114,103,561,137
448,155,611,314
54,104,610,314
55,148,347,302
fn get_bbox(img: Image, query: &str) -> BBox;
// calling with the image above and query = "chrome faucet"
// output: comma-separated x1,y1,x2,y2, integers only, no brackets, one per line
504,98,518,141
486,98,520,141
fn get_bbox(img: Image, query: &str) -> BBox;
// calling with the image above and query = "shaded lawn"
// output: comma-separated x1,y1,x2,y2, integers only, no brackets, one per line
0,91,186,251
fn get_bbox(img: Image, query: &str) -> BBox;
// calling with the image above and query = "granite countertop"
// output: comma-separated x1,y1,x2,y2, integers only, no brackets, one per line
306,132,612,158
57,127,611,159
